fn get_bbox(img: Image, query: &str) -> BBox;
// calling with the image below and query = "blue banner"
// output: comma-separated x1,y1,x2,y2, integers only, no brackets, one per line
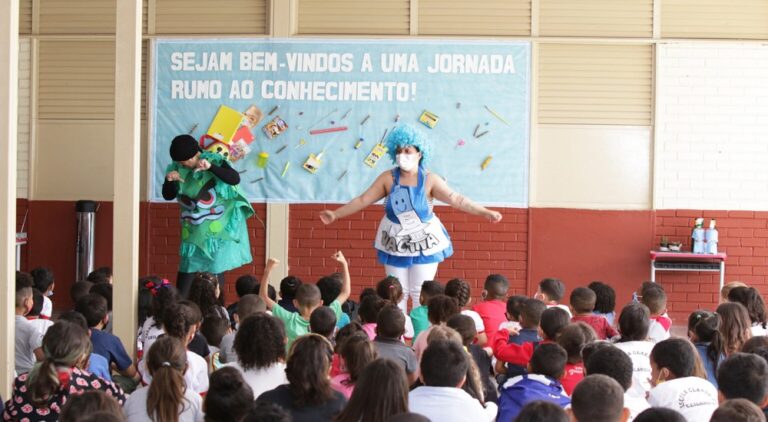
150,39,530,205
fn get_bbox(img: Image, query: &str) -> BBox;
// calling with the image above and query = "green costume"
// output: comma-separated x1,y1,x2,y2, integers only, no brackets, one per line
166,151,254,273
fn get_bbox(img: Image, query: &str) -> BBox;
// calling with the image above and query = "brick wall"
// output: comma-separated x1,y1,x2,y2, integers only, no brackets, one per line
654,209,768,321
288,204,529,305
656,43,768,210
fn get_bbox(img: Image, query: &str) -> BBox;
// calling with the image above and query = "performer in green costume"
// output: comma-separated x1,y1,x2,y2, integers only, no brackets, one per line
162,134,254,297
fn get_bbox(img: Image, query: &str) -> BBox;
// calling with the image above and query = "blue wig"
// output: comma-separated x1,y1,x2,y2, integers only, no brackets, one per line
385,124,432,167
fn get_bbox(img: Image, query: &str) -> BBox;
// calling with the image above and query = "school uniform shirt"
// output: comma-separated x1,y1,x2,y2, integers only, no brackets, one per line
497,374,570,422
336,312,351,329
500,328,541,380
647,376,718,422
258,384,347,422
571,314,618,340
648,315,672,343
694,342,723,388
614,340,654,400
624,392,650,422
123,386,204,422
15,315,43,375
139,350,209,394
593,310,616,327
90,329,133,372
40,296,53,319
374,336,419,375
218,330,237,364
137,317,165,359
413,325,435,359
491,329,550,368
461,309,486,336
3,367,126,422
548,303,573,318
27,318,54,341
88,353,112,381
560,362,584,396
272,300,342,347
226,361,287,399
410,305,429,342
409,386,497,422
472,300,507,340
362,323,377,340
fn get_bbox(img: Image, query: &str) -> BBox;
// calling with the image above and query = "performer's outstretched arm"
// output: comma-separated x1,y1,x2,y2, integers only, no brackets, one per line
430,174,502,223
319,171,389,224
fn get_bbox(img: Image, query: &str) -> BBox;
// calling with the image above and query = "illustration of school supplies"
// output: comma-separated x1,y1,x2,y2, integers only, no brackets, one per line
207,105,244,144
476,130,489,138
355,138,364,149
309,109,338,129
419,110,439,129
484,105,511,126
244,105,264,128
256,152,269,168
341,109,351,120
275,145,287,154
380,128,389,142
268,105,279,116
364,143,388,168
188,123,198,135
309,126,348,135
302,153,323,174
338,170,348,181
249,177,264,183
360,115,371,126
281,162,290,177
262,116,288,139
481,156,493,170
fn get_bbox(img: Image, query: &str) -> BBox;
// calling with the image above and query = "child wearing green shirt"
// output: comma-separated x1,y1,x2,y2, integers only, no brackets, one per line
259,252,351,347
409,280,445,342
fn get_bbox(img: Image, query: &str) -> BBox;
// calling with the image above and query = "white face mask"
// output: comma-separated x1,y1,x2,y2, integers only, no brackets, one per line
396,153,419,172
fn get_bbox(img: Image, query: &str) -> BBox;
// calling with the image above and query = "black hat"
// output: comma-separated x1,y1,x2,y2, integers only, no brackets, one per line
169,135,200,161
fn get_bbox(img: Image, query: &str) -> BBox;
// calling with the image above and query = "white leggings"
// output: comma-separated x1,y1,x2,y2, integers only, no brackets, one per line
384,263,439,313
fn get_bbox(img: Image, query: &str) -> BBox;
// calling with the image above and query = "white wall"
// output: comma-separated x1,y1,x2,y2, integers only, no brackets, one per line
656,43,768,210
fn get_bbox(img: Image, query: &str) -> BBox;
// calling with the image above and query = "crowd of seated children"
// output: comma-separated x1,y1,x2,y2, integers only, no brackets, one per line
410,280,444,341
373,305,419,385
472,274,510,339
259,252,350,347
188,272,229,323
647,338,719,421
534,278,571,318
570,286,618,340
136,278,177,359
497,343,571,421
556,322,596,395
687,310,726,387
317,273,352,328
423,326,488,408
728,286,768,337
584,343,650,420
331,332,377,399
412,294,460,358
58,311,112,381
26,289,53,338
408,340,497,421
640,282,672,343
445,278,487,346
588,280,617,327
570,374,629,422
494,298,545,381
14,272,43,376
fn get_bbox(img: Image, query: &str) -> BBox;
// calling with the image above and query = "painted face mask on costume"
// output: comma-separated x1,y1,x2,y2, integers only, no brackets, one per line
396,153,419,172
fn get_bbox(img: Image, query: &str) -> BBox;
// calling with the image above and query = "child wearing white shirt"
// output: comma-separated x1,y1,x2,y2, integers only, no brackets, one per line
647,338,718,422
614,303,655,400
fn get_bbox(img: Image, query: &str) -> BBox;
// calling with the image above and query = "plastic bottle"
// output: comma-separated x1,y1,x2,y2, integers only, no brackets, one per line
692,218,706,254
706,219,718,254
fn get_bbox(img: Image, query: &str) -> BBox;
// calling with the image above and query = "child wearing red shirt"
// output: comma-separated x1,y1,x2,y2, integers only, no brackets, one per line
492,307,570,367
556,322,596,395
472,274,510,340
570,287,619,340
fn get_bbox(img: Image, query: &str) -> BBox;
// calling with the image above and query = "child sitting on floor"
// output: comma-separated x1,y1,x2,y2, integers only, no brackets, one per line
413,295,460,359
570,286,618,340
640,282,671,343
373,305,419,385
359,295,386,340
497,343,571,422
614,303,656,400
493,306,570,370
376,276,415,342
495,298,545,381
499,295,527,333
445,278,487,346
588,280,617,326
535,278,571,318
310,306,337,341
556,322,596,395
410,280,444,342
472,274,510,340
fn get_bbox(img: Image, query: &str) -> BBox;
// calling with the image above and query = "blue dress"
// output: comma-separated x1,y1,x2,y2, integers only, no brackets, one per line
374,166,453,268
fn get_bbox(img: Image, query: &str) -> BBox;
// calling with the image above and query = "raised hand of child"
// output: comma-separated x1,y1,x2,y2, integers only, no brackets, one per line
266,257,280,268
331,251,347,266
